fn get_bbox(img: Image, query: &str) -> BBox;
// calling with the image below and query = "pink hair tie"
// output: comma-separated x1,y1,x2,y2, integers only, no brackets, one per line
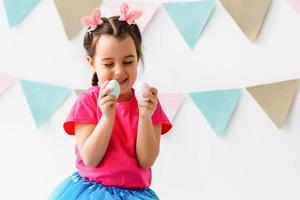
81,9,103,32
119,2,142,25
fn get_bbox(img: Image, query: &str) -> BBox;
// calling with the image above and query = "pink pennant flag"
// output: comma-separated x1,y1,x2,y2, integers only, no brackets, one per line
0,73,16,95
107,0,160,33
158,93,185,122
287,0,300,14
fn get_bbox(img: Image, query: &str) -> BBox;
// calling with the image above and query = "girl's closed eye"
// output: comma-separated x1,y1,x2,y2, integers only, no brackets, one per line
103,63,114,67
123,60,133,65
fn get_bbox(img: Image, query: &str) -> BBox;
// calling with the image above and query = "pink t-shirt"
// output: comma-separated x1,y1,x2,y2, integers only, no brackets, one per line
63,86,172,189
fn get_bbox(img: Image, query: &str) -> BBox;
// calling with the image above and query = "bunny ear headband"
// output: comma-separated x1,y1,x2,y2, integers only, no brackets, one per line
81,2,142,32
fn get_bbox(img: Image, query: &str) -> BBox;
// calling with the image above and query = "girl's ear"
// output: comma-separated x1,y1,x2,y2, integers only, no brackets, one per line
87,56,94,67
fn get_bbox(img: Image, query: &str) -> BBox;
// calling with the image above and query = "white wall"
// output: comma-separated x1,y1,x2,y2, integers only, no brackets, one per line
1,0,300,199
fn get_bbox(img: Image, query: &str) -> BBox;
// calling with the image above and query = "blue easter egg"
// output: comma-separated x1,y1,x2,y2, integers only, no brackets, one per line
106,80,120,97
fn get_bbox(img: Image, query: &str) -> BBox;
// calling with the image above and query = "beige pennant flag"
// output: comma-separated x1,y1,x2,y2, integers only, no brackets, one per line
247,79,299,128
220,0,272,42
54,0,103,40
75,89,85,96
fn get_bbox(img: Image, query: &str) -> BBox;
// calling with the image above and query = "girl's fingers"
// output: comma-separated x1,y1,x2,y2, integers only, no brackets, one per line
142,93,157,103
101,95,116,103
142,91,151,98
99,87,113,99
98,81,110,98
142,87,158,101
139,104,153,110
106,101,116,108
100,81,109,90
149,94,157,103
139,101,155,109
149,87,158,96
100,95,117,105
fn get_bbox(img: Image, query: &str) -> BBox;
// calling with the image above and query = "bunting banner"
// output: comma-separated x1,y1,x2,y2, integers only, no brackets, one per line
3,0,41,27
19,79,72,128
162,0,216,49
220,0,272,42
158,93,185,122
0,73,16,96
189,89,242,136
246,79,299,128
107,0,160,33
53,0,103,40
0,76,299,134
1,1,300,134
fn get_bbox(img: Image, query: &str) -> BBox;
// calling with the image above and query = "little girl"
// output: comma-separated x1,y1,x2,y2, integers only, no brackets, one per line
50,3,172,200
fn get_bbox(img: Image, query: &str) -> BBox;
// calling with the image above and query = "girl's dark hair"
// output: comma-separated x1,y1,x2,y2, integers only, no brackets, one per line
83,16,143,86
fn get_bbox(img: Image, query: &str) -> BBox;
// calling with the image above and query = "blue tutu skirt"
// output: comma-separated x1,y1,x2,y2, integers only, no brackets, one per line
49,172,159,200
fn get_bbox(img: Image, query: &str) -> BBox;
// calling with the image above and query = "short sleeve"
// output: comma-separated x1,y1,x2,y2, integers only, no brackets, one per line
151,100,172,135
63,93,99,135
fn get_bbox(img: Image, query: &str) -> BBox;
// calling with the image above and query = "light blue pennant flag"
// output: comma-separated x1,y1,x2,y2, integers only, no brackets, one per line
189,89,241,136
163,0,216,49
19,79,72,128
4,0,41,27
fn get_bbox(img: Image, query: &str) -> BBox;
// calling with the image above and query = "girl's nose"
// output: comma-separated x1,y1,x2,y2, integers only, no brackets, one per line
114,64,125,75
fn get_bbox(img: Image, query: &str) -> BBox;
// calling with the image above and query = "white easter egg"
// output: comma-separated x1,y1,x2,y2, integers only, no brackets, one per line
135,82,150,101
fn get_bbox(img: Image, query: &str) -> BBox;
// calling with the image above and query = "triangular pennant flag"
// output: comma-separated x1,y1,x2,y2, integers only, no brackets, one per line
163,0,215,49
287,0,300,14
0,73,16,96
3,0,41,27
189,89,241,136
19,79,72,128
220,0,272,42
158,93,185,122
246,79,299,129
53,0,103,40
107,0,160,33
75,89,85,96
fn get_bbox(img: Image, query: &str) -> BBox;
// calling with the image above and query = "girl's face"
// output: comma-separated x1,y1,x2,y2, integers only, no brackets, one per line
88,34,138,101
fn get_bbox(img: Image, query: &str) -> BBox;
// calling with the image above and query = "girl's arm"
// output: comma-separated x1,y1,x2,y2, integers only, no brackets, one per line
136,119,162,168
75,115,114,168
75,83,117,168
136,87,162,168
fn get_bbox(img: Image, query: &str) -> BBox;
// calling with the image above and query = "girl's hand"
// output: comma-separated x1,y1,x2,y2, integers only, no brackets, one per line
98,81,117,119
138,87,158,119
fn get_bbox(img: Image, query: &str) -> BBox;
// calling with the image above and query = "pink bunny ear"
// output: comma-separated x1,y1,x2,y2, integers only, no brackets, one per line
92,10,103,27
81,17,92,27
126,10,142,24
81,9,103,31
92,9,101,19
120,2,129,17
119,2,142,24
